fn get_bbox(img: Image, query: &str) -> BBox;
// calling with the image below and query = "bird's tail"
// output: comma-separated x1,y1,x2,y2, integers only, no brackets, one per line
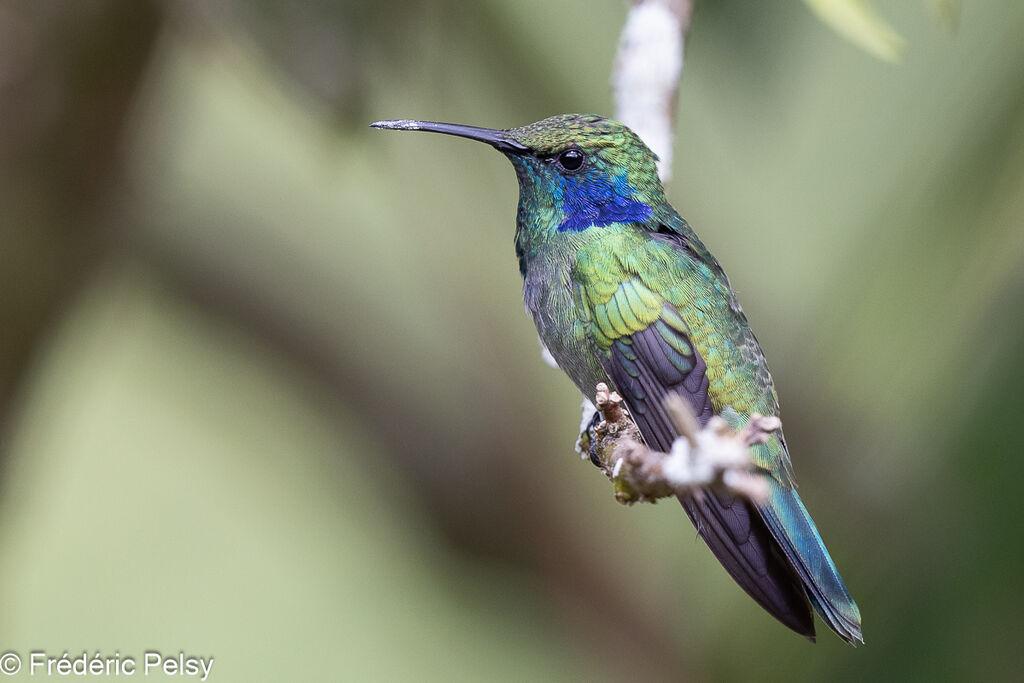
758,479,864,645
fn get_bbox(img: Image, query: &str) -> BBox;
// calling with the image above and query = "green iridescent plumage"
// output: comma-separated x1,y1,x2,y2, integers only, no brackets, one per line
372,113,863,644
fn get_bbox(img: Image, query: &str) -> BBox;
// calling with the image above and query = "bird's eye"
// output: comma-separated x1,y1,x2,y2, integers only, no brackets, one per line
557,149,585,172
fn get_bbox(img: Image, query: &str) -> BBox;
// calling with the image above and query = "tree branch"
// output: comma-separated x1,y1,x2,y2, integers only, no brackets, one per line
584,383,774,504
613,0,694,182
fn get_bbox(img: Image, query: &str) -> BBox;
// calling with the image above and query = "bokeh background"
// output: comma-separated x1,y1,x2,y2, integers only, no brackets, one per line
1,1,1022,680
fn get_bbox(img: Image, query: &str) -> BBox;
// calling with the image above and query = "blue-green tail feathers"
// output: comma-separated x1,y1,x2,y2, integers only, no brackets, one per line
759,480,864,645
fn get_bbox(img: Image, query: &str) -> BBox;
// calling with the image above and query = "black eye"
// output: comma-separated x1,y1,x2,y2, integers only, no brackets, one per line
557,149,585,172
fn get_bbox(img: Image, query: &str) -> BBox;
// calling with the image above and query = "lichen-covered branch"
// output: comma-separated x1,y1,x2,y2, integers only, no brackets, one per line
582,383,775,505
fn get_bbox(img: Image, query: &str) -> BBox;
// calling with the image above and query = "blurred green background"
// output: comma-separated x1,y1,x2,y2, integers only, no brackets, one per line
1,1,1022,680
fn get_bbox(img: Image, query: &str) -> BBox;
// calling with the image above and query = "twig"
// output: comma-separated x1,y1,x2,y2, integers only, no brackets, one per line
586,383,774,504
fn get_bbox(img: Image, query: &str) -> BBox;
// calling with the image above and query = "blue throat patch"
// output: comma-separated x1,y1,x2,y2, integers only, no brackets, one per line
556,173,652,232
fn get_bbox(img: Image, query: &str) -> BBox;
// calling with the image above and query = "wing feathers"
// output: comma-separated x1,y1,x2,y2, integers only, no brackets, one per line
601,309,815,639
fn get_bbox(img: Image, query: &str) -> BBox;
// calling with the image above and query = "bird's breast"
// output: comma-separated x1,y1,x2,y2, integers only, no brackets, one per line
522,252,609,396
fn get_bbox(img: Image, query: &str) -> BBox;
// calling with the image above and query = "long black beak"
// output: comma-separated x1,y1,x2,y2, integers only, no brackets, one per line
370,119,530,154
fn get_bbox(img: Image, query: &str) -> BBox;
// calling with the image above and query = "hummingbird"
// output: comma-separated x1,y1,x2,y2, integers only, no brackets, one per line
371,114,862,644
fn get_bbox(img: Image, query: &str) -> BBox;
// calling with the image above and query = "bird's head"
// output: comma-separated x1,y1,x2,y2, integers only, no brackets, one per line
372,114,665,233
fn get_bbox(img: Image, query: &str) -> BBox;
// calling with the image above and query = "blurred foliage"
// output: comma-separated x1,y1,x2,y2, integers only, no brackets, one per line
0,0,1022,681
802,0,905,63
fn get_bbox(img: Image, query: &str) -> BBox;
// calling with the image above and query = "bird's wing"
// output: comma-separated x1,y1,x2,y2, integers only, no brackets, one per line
572,229,815,639
646,217,863,643
646,214,797,484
